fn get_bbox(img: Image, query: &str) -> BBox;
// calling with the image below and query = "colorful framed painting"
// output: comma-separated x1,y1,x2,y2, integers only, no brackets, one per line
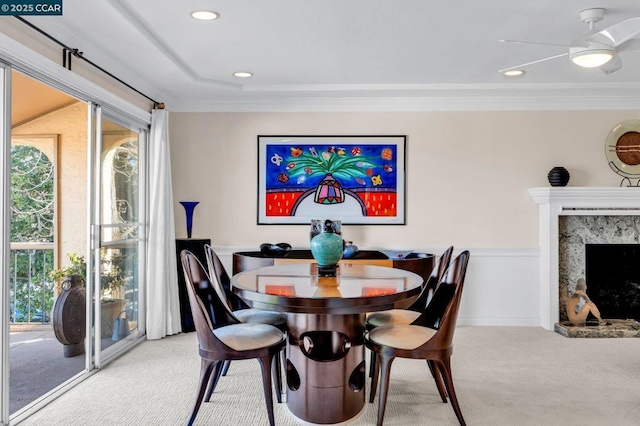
258,135,406,225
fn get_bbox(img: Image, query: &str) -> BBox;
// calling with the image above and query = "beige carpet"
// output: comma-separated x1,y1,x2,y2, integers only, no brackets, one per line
17,327,640,425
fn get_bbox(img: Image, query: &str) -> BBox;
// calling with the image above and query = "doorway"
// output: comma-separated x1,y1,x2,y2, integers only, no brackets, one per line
9,71,86,415
3,68,148,422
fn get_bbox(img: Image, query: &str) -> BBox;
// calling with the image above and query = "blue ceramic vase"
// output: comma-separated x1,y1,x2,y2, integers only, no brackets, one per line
310,224,343,267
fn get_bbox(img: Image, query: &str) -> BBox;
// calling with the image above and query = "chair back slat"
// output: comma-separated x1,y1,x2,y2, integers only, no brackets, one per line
181,250,239,351
412,250,470,350
408,246,454,312
204,244,249,311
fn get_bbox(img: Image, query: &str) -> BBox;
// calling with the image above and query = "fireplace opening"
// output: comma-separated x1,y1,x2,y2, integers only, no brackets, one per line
585,244,640,321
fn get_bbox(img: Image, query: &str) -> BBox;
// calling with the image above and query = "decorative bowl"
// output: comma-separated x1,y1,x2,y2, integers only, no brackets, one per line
380,249,414,260
260,242,292,258
342,241,359,259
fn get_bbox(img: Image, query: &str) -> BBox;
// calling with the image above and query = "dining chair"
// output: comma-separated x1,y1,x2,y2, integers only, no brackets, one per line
203,244,287,388
366,250,470,426
180,250,285,426
365,246,454,381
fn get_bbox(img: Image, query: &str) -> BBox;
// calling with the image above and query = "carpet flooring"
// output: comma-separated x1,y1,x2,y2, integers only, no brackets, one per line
17,326,640,425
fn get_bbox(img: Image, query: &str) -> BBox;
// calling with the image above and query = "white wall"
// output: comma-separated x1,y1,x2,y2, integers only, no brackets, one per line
164,111,639,326
169,111,639,246
168,110,640,326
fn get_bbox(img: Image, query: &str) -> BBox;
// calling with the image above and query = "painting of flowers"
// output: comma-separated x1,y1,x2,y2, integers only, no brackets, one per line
258,135,406,224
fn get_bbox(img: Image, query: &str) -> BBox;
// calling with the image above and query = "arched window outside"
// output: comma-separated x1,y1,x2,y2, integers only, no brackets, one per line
10,142,55,323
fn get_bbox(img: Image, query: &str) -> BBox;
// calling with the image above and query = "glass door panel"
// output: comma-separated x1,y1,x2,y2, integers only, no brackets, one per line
8,71,88,418
94,114,143,361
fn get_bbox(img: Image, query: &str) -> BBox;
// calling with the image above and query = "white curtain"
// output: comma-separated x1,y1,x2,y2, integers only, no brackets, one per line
144,108,182,339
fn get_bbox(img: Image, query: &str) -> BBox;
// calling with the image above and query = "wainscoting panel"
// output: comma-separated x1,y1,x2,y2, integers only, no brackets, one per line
213,246,541,327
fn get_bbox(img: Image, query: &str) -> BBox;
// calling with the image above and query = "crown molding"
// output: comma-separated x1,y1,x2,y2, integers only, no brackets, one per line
168,94,640,113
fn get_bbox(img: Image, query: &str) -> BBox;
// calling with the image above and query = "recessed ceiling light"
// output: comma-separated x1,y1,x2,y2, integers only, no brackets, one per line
503,69,525,77
190,10,219,21
233,72,253,78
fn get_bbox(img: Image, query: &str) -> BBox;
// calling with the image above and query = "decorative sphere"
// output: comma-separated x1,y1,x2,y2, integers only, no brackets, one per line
547,166,570,187
310,232,344,266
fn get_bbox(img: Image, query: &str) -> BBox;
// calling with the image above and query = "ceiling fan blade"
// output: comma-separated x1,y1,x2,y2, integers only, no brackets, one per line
617,38,640,53
591,17,640,47
498,39,568,48
600,54,622,75
498,53,568,73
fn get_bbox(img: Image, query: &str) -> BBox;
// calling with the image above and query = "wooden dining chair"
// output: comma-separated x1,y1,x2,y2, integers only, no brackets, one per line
365,246,454,381
203,244,287,388
366,250,470,426
181,250,285,426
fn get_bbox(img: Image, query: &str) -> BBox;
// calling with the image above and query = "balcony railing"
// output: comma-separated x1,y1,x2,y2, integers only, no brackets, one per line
9,242,54,325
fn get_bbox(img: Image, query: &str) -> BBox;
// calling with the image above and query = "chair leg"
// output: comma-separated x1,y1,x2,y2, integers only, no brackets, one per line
436,357,466,426
187,359,216,426
369,351,381,403
221,360,231,376
368,347,376,378
204,361,224,402
427,360,448,403
376,355,395,426
272,351,283,403
257,355,276,426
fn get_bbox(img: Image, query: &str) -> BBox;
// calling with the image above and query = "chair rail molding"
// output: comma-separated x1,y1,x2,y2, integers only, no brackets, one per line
214,245,540,327
529,187,640,330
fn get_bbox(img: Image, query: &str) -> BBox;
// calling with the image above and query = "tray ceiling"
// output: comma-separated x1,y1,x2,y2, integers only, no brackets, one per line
18,0,640,111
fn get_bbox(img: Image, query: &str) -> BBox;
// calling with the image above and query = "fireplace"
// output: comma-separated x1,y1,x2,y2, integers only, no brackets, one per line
529,187,640,334
585,244,640,321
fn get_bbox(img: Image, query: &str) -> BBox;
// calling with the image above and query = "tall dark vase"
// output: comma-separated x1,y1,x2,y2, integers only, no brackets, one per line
52,275,86,357
179,201,199,238
547,167,570,187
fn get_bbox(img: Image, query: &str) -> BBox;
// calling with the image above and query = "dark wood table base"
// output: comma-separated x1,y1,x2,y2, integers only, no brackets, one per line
285,313,366,424
231,262,426,424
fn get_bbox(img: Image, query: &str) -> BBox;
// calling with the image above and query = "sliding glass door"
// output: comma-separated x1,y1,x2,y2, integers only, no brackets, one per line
0,60,149,425
1,61,11,426
90,106,146,366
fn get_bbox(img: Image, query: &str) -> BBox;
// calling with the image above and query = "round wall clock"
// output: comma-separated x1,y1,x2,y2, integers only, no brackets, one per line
605,119,640,185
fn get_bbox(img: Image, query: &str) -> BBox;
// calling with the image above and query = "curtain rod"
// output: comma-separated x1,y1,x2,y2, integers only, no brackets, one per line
14,16,163,109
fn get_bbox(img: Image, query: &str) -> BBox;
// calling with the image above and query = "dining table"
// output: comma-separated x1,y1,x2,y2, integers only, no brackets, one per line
231,262,424,425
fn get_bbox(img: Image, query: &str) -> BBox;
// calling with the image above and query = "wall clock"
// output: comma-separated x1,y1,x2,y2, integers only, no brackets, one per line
605,120,640,186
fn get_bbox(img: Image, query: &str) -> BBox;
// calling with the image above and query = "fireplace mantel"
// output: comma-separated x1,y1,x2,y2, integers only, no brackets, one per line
529,187,640,330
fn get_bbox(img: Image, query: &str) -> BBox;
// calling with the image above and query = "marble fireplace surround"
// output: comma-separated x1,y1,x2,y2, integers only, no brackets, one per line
530,187,640,330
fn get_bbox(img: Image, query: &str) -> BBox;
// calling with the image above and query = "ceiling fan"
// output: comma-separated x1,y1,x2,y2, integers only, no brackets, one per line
499,8,640,75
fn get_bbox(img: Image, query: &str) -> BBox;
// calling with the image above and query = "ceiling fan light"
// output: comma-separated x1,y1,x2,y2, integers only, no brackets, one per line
570,50,614,68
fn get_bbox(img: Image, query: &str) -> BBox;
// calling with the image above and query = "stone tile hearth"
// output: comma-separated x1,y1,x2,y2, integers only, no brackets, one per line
555,319,640,338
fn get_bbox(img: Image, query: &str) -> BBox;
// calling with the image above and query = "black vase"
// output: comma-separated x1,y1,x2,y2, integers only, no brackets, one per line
547,166,570,187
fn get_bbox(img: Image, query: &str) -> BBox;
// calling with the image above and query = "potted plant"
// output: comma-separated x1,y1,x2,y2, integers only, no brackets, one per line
49,252,131,339
49,252,86,291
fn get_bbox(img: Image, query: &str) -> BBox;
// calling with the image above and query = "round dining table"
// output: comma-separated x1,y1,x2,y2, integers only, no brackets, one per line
231,262,424,425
